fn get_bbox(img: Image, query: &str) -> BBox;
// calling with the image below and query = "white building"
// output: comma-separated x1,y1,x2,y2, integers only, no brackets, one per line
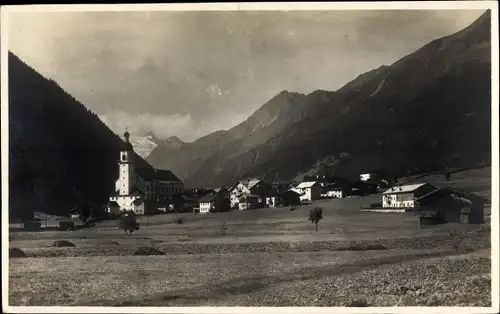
295,181,321,201
198,188,230,214
326,189,345,199
229,179,272,208
382,183,437,208
108,131,183,215
360,173,375,182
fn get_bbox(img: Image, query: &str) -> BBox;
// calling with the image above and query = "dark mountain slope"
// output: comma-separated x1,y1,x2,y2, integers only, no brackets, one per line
147,90,321,185
186,10,491,187
8,52,153,220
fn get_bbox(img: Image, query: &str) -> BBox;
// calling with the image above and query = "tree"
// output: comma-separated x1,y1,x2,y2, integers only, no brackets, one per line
309,207,323,232
118,211,140,235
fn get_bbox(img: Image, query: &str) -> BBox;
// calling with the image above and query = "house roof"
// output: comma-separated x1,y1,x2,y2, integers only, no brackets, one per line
132,198,144,205
199,194,216,203
182,194,203,202
296,181,318,189
416,187,488,203
247,179,261,190
288,188,304,195
280,189,302,196
136,168,182,183
382,183,432,195
239,194,260,201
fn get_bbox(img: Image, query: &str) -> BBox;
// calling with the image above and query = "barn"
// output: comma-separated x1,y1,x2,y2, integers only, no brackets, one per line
416,188,486,224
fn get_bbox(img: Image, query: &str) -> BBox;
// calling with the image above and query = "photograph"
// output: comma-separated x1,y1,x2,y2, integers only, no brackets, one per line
1,1,498,312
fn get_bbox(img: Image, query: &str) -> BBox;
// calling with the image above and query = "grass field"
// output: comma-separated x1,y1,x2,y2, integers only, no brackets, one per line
8,167,493,307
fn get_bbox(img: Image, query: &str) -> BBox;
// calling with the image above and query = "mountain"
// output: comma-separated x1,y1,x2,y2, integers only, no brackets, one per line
146,91,318,183
128,135,159,159
8,52,154,220
147,10,492,188
163,136,185,150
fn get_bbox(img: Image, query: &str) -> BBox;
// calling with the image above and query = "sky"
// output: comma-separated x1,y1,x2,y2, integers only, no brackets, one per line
7,9,485,142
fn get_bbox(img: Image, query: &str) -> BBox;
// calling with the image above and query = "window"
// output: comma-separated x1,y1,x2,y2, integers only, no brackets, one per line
121,153,127,162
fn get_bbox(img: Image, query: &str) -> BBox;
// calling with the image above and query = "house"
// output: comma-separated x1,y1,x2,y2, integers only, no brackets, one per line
265,195,283,208
295,181,321,202
416,188,486,224
325,188,347,199
360,172,377,182
229,179,273,208
382,183,437,208
177,194,203,213
321,180,352,198
238,194,263,210
198,188,230,214
108,131,184,215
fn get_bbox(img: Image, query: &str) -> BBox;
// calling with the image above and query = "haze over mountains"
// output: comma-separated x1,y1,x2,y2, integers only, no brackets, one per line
146,10,491,188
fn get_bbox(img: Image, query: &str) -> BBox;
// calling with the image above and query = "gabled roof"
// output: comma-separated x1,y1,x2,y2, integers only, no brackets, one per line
132,198,144,205
383,183,433,195
296,181,318,189
199,194,216,203
288,188,304,195
136,168,182,183
280,189,302,196
247,179,262,190
416,187,489,203
239,194,261,201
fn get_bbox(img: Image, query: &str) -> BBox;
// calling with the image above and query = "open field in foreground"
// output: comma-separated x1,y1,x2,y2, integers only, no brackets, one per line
8,167,492,306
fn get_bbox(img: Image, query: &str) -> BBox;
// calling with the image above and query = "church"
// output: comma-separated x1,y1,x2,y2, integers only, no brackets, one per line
108,130,184,215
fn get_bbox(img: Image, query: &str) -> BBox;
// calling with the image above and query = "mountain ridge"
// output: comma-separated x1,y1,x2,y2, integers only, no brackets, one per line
147,10,492,188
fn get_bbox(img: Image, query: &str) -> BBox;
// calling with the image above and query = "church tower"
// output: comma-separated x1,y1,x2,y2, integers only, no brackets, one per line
118,130,136,196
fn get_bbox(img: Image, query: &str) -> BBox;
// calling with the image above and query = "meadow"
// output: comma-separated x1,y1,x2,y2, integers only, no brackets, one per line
8,167,493,307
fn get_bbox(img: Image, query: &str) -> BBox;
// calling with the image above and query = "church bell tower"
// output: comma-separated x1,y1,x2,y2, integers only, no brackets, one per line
118,130,136,196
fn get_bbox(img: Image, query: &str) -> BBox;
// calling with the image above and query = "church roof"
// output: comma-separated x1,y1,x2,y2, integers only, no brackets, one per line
136,168,182,183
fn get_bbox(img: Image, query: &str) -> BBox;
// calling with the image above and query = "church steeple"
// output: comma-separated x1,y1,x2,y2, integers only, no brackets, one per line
121,128,134,152
118,128,136,196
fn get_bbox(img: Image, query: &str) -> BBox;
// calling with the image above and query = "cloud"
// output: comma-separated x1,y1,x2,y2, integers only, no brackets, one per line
99,111,195,141
98,109,251,142
8,9,486,141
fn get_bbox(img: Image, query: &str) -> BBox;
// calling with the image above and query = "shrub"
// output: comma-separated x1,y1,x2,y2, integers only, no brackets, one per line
118,211,140,235
52,240,76,247
9,247,26,258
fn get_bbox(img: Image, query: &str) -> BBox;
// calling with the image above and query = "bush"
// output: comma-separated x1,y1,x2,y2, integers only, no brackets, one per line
52,240,76,247
133,247,165,256
118,211,140,235
9,247,26,258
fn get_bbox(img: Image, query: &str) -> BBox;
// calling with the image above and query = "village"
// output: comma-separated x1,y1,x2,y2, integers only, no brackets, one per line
103,130,487,228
